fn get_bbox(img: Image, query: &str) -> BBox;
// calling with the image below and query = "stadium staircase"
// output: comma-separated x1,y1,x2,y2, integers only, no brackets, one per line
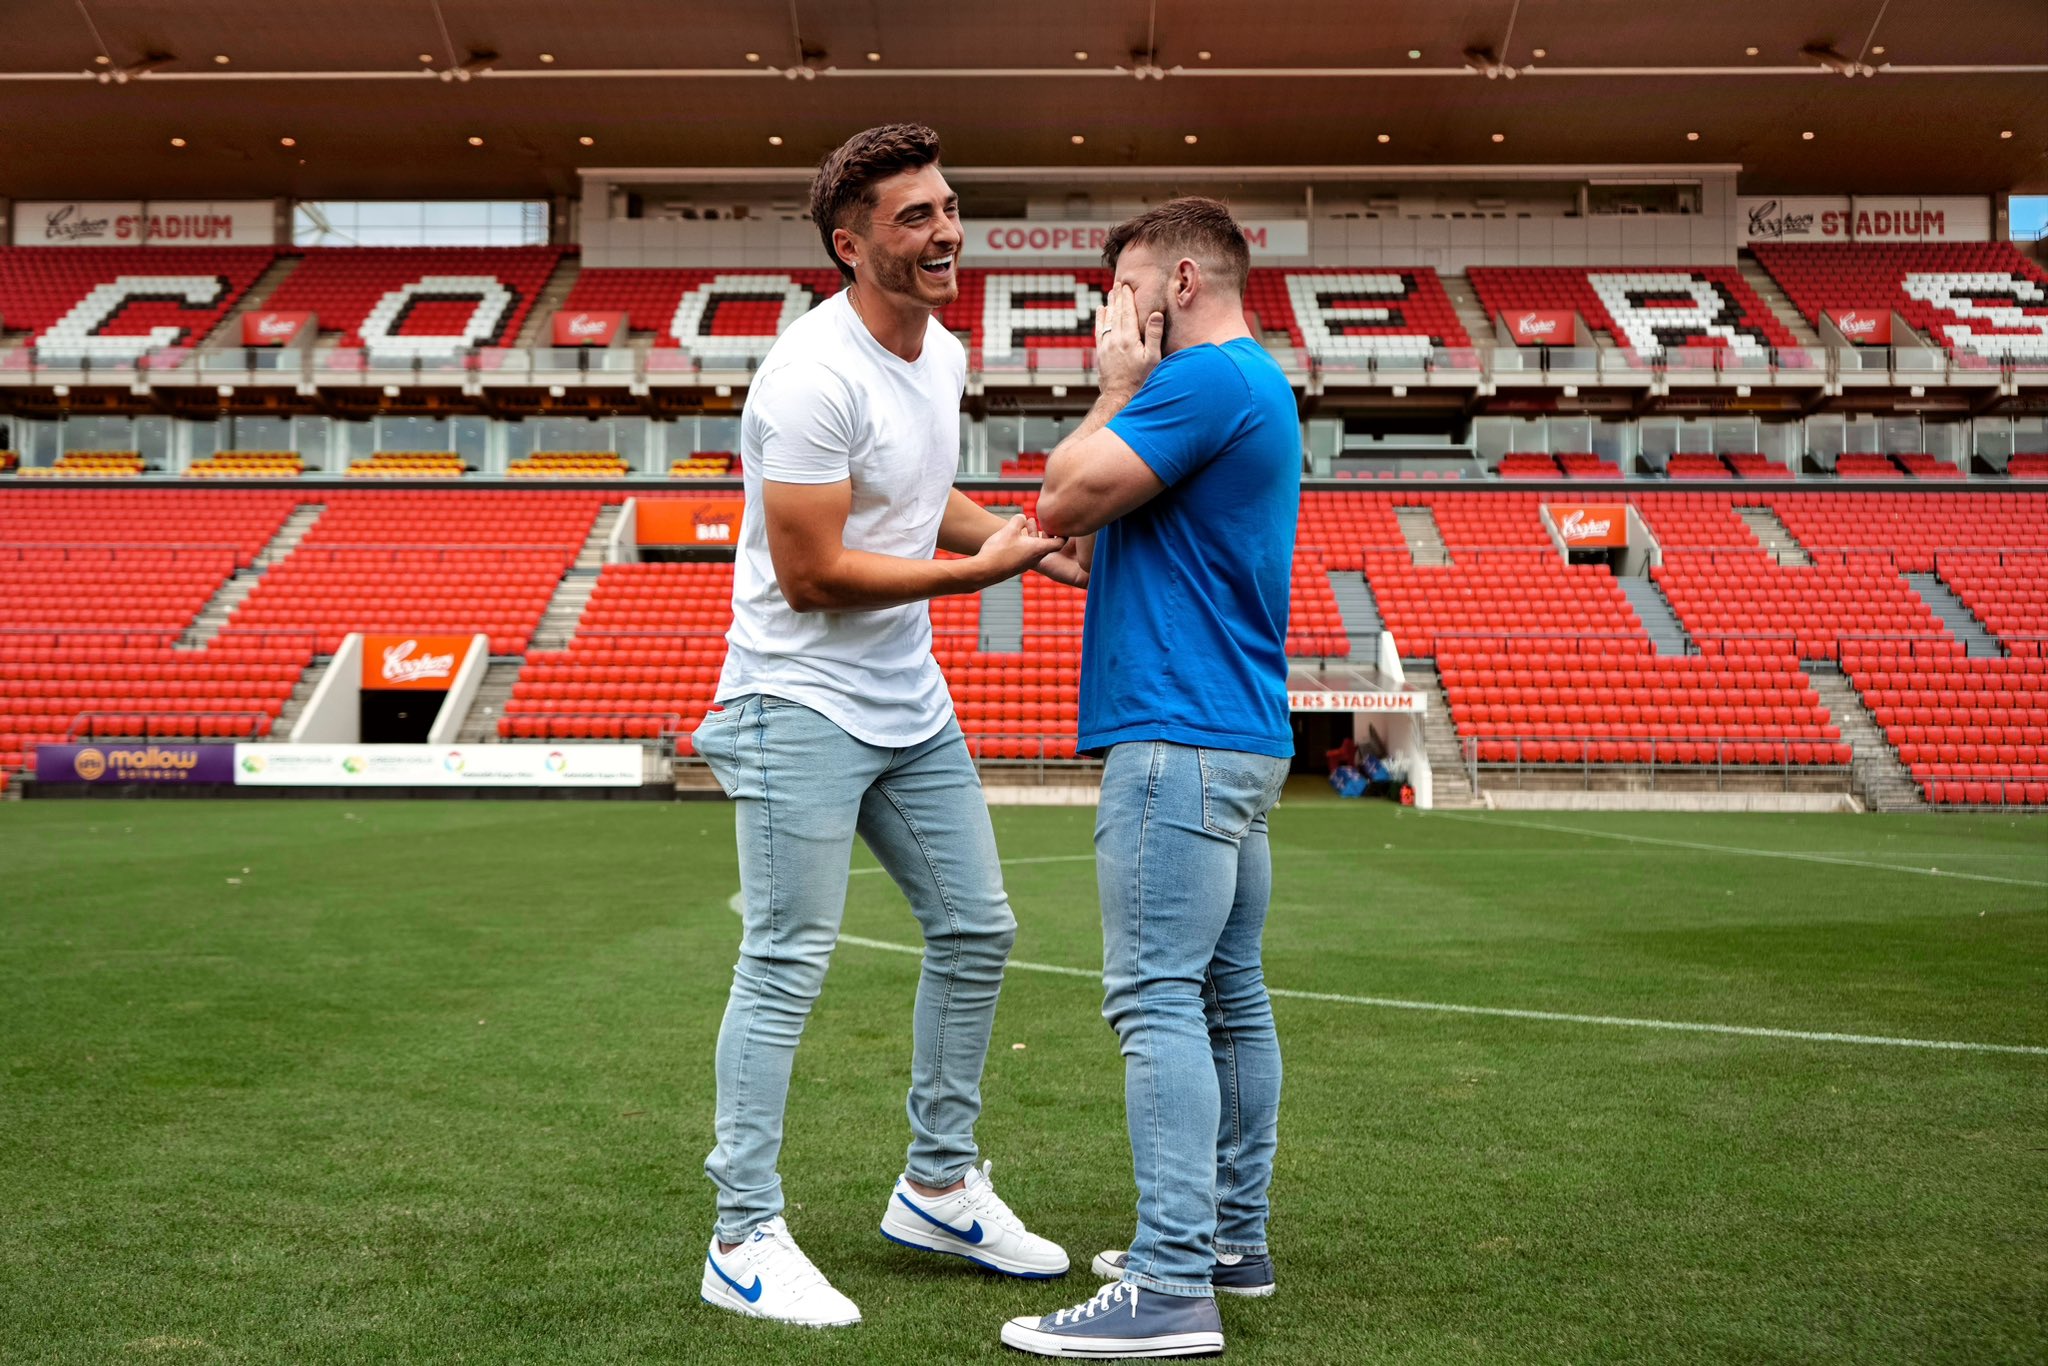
513,255,586,349
177,503,325,649
1616,576,1692,656
1736,505,1813,564
1906,574,2005,658
1402,661,1480,806
576,505,621,571
1444,274,1497,348
533,574,598,652
979,575,1025,652
1394,505,1452,567
1806,666,1928,811
273,663,327,738
457,660,525,743
1326,570,1383,655
1737,253,1822,348
217,255,308,336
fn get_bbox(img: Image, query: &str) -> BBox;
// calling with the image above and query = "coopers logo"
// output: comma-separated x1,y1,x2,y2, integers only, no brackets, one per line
360,634,474,691
1824,308,1891,344
1503,310,1576,345
1547,504,1630,549
1746,199,1816,241
382,639,457,685
552,310,624,346
1559,510,1612,541
43,204,111,243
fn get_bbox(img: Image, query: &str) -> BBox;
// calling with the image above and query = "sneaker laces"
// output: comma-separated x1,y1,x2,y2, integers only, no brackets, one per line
959,1160,1029,1235
1052,1281,1133,1326
740,1217,829,1296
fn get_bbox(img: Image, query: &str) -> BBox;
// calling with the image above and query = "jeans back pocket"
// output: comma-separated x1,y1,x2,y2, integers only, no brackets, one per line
1197,748,1290,840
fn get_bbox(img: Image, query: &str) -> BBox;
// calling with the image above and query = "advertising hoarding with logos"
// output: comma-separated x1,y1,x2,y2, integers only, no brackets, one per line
231,744,645,787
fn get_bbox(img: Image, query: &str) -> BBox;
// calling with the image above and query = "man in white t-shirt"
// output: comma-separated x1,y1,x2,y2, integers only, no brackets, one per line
695,124,1082,1329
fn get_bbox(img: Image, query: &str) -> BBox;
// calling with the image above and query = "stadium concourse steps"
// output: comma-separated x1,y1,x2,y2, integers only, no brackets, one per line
1751,241,2048,363
2,487,2045,806
2,243,2042,365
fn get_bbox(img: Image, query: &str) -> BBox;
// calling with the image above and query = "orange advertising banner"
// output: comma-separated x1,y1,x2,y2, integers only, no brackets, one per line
361,634,476,690
637,497,742,546
1548,504,1629,549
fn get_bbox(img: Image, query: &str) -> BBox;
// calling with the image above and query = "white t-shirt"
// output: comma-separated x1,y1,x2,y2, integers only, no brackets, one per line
716,290,966,747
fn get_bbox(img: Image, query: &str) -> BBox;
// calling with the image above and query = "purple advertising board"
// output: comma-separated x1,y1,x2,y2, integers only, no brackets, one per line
34,742,239,784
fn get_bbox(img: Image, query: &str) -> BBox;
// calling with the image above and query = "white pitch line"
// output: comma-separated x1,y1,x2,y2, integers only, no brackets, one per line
1426,811,2048,891
721,891,2046,1058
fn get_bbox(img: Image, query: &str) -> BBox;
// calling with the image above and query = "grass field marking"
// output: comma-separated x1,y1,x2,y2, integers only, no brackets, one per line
1428,811,2048,891
723,894,2048,1057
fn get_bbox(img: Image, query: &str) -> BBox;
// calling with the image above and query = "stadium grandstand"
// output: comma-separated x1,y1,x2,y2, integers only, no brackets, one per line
4,5,2046,1363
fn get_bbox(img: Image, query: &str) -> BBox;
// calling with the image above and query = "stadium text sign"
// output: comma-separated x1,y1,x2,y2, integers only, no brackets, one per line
13,200,276,247
637,498,741,546
1548,504,1630,549
970,220,1308,259
242,311,316,347
231,744,645,787
1737,196,1991,243
1503,310,1577,345
360,635,476,691
1825,308,1892,344
1288,691,1426,714
553,310,626,346
35,742,238,784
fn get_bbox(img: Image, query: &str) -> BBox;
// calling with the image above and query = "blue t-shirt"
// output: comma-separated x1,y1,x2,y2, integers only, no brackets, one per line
1078,338,1301,759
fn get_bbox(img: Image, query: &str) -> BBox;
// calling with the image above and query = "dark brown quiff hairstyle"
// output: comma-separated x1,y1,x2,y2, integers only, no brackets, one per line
809,123,944,280
1101,197,1252,294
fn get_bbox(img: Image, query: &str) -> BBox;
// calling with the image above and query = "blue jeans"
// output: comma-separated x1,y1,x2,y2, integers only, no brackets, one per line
1098,741,1292,1298
696,694,1017,1242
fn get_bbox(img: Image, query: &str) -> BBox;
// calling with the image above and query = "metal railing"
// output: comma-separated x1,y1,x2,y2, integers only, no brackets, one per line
1462,732,1853,791
5,338,2042,391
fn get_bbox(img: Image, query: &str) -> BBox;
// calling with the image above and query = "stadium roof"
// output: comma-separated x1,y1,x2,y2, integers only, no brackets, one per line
0,0,2043,201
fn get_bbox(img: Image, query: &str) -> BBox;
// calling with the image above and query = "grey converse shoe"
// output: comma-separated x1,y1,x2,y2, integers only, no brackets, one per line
1000,1281,1224,1358
1091,1248,1276,1298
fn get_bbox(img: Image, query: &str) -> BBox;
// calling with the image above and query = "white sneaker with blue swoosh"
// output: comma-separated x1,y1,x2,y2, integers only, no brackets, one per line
700,1216,861,1327
879,1160,1070,1278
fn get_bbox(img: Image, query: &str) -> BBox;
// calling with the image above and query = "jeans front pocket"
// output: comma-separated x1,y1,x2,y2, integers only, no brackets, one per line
696,696,752,799
1197,747,1289,840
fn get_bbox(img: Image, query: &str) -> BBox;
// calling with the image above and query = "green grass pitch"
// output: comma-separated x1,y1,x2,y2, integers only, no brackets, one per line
2,798,2044,1363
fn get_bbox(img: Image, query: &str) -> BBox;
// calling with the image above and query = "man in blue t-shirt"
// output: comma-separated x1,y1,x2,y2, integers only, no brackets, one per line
998,199,1302,1361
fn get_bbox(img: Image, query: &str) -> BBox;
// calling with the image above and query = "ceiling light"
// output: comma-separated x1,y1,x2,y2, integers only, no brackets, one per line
1071,134,1086,145
1871,45,1885,55
1376,133,1391,144
744,51,760,62
2000,129,2014,139
419,53,434,63
467,135,484,146
1531,47,1546,59
538,53,555,63
1183,134,1199,144
169,136,187,148
867,51,881,61
768,135,783,146
1197,50,1212,60
1407,49,1422,59
213,54,230,65
1686,131,1700,141
1490,132,1506,143
279,136,296,147
1074,50,1088,61
578,135,595,146
1745,46,1760,56
1801,130,1815,140
93,54,110,65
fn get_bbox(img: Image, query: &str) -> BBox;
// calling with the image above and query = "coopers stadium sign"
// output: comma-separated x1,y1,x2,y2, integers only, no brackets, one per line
1737,196,1991,244
970,220,1308,259
14,200,277,247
